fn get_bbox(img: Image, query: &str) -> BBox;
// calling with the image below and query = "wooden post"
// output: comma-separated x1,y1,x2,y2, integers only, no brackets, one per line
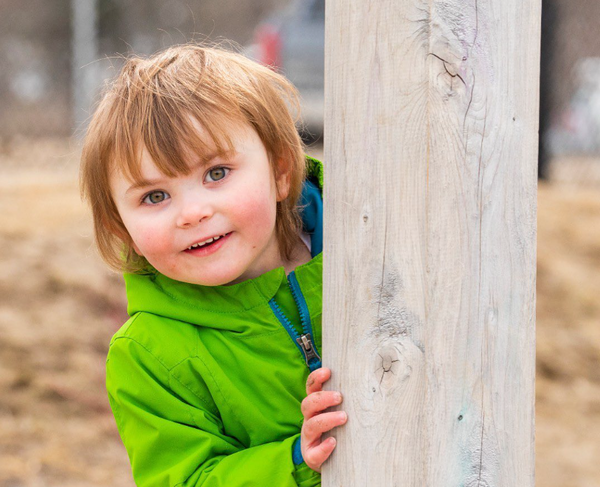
322,1,540,486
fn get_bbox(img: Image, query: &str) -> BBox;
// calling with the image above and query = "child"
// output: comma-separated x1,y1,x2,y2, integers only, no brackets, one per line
80,44,347,486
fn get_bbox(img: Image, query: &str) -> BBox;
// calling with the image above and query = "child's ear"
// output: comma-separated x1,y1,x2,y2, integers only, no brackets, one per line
275,158,292,202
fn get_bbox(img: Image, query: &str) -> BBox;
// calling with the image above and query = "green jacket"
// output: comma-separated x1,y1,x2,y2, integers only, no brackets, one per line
106,157,324,487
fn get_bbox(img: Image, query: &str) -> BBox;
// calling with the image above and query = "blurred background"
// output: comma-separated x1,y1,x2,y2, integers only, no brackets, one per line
0,0,599,486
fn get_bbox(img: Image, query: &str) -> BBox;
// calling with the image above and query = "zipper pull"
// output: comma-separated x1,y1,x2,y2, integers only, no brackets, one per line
296,333,321,368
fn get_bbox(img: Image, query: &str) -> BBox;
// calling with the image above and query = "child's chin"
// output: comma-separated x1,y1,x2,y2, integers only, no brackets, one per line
185,270,243,287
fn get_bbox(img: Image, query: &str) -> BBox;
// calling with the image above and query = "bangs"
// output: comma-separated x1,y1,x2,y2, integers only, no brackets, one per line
110,75,246,185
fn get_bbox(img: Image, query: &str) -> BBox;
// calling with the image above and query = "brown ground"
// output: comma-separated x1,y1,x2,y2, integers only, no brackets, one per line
0,139,598,487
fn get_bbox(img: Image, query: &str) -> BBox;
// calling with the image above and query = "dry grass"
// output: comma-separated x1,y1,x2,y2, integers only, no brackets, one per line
0,140,598,486
536,177,600,487
0,139,132,487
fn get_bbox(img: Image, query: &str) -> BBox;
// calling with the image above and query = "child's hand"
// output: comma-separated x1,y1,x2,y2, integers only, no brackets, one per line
300,367,347,473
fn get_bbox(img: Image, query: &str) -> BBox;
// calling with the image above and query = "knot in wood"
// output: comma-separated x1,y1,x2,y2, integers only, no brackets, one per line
375,346,403,387
380,353,397,373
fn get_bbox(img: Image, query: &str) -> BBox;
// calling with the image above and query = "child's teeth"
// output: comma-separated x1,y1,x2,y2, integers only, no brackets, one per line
188,234,225,250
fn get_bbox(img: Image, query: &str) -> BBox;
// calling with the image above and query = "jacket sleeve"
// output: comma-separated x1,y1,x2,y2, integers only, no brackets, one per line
106,336,320,487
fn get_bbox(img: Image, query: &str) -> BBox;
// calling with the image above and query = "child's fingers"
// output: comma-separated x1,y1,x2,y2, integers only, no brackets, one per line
306,367,331,395
303,436,337,473
302,411,348,445
301,391,343,419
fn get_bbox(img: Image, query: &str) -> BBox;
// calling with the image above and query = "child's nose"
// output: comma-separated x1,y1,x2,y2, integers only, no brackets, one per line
176,198,214,228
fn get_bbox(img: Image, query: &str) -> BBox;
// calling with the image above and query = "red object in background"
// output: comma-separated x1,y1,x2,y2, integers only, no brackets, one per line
255,24,281,70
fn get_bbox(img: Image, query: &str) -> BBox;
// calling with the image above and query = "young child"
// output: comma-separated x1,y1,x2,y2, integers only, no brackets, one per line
80,44,347,486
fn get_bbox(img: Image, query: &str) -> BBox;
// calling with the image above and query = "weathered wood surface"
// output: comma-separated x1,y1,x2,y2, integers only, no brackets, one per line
322,1,540,486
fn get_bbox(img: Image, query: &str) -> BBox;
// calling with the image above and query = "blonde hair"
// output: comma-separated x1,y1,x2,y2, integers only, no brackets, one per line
80,44,306,274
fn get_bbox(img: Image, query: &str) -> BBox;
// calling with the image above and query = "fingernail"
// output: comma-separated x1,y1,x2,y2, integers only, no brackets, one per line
333,392,342,402
338,412,347,421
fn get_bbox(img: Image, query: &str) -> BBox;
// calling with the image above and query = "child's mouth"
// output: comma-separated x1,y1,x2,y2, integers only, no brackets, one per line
184,232,232,255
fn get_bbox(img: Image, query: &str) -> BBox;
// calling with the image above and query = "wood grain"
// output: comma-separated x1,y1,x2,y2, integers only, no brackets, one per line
322,1,540,485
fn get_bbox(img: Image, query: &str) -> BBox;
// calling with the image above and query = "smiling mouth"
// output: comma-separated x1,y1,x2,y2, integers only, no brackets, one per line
185,232,232,251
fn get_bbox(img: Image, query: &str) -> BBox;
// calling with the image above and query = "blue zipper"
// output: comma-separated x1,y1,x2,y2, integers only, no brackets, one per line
268,270,322,372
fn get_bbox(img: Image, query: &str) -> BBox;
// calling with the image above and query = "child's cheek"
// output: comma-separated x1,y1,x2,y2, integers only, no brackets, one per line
232,191,277,239
131,221,173,259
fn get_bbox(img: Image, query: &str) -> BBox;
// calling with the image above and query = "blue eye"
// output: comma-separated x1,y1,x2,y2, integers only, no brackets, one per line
205,167,229,183
143,190,170,205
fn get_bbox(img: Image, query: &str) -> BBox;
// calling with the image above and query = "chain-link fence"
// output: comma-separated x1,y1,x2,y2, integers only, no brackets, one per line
1,0,599,177
0,0,287,139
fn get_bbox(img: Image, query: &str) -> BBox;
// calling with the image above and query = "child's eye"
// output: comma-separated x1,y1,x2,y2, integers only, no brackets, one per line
142,190,170,205
205,167,229,183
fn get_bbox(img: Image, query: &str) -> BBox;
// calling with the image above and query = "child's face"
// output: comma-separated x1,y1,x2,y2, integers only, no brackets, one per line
110,122,290,286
